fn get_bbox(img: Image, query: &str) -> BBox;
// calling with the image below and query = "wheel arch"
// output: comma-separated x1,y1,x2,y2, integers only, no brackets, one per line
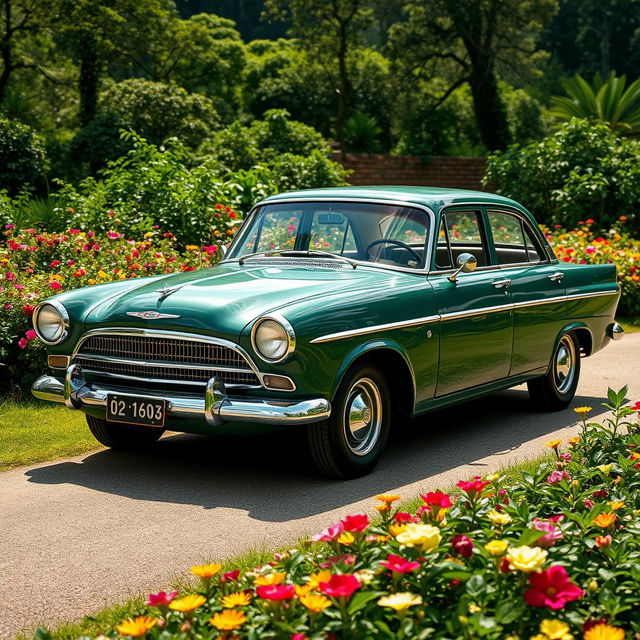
332,340,416,418
546,322,593,374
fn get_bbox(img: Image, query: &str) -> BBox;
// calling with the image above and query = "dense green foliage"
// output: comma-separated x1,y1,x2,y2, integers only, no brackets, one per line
0,117,48,195
485,120,640,233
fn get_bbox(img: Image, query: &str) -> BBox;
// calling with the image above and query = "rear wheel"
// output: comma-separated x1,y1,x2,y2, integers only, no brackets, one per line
86,415,164,450
307,363,390,479
527,332,580,411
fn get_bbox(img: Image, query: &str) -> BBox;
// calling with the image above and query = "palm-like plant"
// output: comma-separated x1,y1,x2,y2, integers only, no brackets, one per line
551,72,640,136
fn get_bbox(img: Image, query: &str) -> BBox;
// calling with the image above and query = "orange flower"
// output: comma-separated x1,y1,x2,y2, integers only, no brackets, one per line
221,591,251,608
254,572,286,586
191,563,222,579
306,570,332,589
169,594,206,612
545,439,562,450
300,593,332,613
608,501,625,511
209,609,247,631
375,493,401,505
629,452,640,461
567,436,580,446
594,512,617,528
115,616,157,637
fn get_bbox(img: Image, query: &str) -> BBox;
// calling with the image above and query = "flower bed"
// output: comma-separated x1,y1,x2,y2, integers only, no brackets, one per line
87,391,640,639
0,213,237,391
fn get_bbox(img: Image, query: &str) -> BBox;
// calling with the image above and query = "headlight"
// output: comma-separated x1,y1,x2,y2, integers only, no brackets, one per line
251,316,295,363
34,301,69,344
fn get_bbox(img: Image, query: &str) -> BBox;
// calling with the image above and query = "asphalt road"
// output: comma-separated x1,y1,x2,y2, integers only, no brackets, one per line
1,334,638,639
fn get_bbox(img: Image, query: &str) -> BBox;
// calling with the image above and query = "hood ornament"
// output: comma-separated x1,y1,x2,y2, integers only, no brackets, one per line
127,311,181,320
156,283,187,300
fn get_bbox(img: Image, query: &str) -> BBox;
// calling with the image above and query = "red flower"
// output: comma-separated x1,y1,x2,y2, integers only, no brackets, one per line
456,477,489,498
420,492,453,508
49,281,62,290
342,514,369,532
394,512,417,523
18,337,28,349
256,584,295,601
524,565,584,610
592,489,608,499
50,260,61,268
632,401,640,412
21,305,34,316
146,590,179,607
451,534,474,558
379,553,421,574
221,569,240,583
319,574,361,598
595,535,612,548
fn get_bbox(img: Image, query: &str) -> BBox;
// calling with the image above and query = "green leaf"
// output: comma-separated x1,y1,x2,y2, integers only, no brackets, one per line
347,590,384,614
495,600,525,624
465,574,485,599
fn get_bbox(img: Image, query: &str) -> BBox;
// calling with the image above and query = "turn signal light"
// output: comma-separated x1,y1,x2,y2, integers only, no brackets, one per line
48,355,70,369
263,375,295,391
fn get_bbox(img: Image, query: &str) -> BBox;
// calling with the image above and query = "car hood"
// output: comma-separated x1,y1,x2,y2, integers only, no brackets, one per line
85,262,410,340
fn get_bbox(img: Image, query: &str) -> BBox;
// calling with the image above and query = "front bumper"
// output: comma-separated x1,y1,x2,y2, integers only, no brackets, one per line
32,365,331,427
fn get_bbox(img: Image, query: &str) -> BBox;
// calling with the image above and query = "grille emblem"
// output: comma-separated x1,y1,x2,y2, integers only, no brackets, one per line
126,311,181,320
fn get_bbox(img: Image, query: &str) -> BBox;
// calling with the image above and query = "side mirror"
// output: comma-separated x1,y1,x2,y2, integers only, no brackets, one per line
220,244,228,257
448,252,478,283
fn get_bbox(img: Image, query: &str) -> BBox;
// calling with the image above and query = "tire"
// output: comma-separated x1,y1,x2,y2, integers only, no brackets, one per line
307,363,391,479
527,332,581,411
86,415,164,450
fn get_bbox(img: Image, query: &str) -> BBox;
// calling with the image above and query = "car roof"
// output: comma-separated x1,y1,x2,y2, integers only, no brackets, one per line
259,186,527,214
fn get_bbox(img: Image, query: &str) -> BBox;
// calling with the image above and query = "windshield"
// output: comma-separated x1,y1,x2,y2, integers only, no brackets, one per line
226,201,431,270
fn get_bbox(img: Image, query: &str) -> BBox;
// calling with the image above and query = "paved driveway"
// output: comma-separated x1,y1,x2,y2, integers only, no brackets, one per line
0,334,638,639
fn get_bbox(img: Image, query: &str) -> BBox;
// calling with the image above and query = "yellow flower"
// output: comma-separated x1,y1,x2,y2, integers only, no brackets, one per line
98,269,108,279
485,473,500,483
338,531,355,545
375,493,401,505
295,584,314,597
568,436,580,446
306,570,332,589
597,464,612,475
487,510,512,526
221,591,251,608
143,232,154,238
484,540,509,556
88,279,96,285
191,563,222,579
545,439,562,449
185,244,199,251
377,592,423,611
209,609,247,631
388,523,408,537
583,623,626,640
396,523,441,552
254,571,286,586
468,603,481,613
300,593,332,613
530,635,548,640
608,501,625,511
169,594,206,612
506,546,548,573
115,616,157,637
594,512,617,528
540,619,572,639
573,406,592,416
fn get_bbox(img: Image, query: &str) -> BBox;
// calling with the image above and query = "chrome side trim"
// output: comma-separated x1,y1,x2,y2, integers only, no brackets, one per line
309,315,440,344
309,290,619,343
31,374,330,426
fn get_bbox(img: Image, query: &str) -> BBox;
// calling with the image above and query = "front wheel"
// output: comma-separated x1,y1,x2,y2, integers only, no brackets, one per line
307,363,391,479
527,332,581,411
86,415,165,450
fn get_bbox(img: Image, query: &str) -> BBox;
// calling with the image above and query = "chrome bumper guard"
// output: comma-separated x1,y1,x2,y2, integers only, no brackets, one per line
31,365,331,427
609,322,624,341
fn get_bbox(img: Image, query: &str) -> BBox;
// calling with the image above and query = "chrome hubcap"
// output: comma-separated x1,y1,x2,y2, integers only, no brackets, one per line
344,378,382,456
554,335,576,394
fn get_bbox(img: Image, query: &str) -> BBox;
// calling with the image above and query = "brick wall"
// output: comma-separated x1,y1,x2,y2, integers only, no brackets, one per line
334,153,488,191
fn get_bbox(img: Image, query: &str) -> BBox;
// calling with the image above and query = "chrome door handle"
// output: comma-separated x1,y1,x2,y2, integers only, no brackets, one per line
492,278,511,289
548,272,564,282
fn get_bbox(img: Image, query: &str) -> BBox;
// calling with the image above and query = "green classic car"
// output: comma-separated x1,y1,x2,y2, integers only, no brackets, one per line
32,187,624,478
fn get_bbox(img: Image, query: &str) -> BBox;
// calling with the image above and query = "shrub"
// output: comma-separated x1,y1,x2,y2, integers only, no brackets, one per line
0,221,234,393
68,390,640,638
484,119,640,233
545,221,640,317
0,117,48,196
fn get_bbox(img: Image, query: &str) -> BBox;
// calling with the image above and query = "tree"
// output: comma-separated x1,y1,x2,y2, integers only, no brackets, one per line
0,116,47,195
263,0,374,144
551,72,640,136
390,0,557,151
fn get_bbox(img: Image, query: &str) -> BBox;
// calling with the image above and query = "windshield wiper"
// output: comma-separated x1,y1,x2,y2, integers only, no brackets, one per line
238,249,357,269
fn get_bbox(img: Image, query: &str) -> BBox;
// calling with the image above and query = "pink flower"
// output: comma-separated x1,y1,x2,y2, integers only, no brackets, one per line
379,553,421,574
146,590,179,607
532,518,563,547
456,477,489,498
312,522,344,543
50,260,61,268
548,515,564,523
342,514,369,533
256,584,295,601
584,499,595,509
5,223,15,229
451,534,474,558
319,574,361,598
394,512,418,524
107,231,120,239
524,565,584,609
221,569,240,583
69,228,81,234
49,281,62,290
546,470,570,484
420,492,453,508
18,338,28,349
25,329,37,340
291,634,308,640
5,272,15,280
320,554,356,568
204,245,218,254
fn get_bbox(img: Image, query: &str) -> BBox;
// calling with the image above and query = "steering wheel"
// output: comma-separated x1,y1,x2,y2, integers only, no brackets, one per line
364,238,422,264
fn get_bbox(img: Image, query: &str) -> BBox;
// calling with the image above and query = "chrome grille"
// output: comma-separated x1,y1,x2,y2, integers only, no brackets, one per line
75,334,260,388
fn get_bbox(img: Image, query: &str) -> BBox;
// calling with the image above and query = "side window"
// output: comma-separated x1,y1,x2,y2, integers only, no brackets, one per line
440,210,487,267
435,217,452,269
488,211,546,264
309,211,357,253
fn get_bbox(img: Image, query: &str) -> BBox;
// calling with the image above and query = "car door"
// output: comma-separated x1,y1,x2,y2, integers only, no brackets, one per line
431,208,513,397
485,209,566,376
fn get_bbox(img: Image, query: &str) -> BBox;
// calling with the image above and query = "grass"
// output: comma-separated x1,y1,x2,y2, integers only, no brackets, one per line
618,316,640,333
0,399,100,472
21,454,550,640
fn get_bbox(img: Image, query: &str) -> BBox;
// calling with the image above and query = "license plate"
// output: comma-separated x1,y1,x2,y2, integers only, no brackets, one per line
106,394,166,428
